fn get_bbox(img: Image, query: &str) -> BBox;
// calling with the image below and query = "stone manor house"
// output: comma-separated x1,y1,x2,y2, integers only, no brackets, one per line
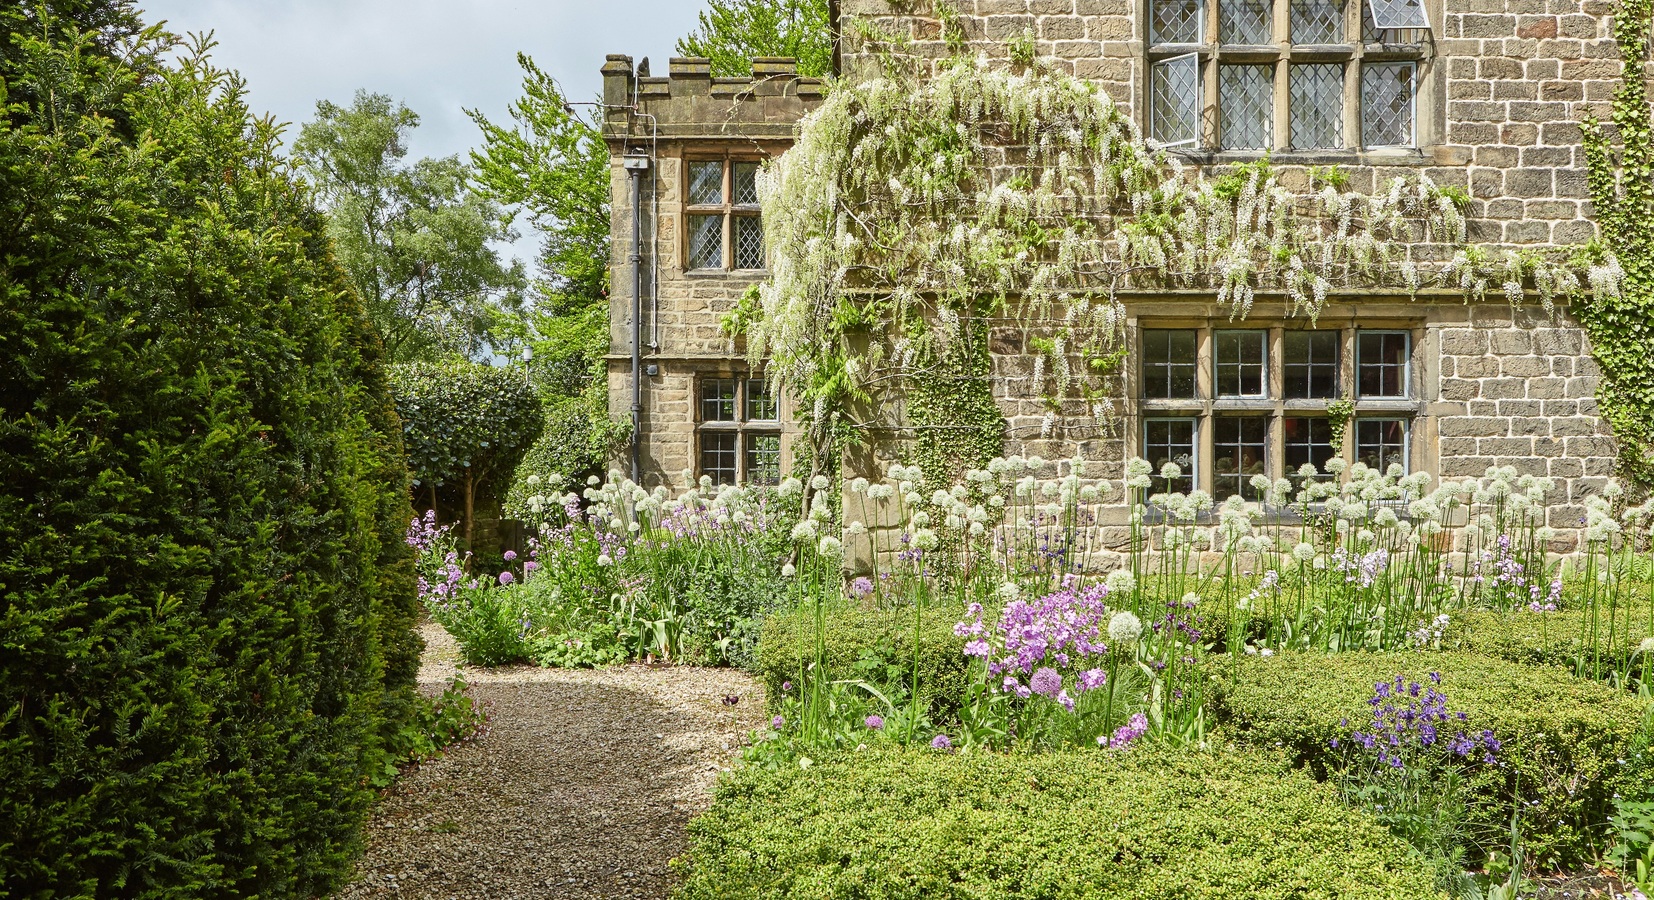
601,0,1622,548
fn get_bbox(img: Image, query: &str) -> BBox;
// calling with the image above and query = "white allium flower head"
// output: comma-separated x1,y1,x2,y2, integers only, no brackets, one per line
845,520,868,536
1107,611,1143,645
1160,461,1182,480
1293,542,1317,562
811,474,831,492
998,582,1021,601
1105,569,1136,594
1125,457,1153,478
850,477,870,494
817,536,843,558
781,562,796,578
791,520,819,542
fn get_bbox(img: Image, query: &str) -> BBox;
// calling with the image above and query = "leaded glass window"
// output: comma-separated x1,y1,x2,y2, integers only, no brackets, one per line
1367,0,1428,30
1152,0,1204,44
1150,53,1202,148
1220,65,1273,151
1290,63,1344,149
1361,62,1415,147
1221,0,1272,44
1291,0,1345,43
699,375,784,486
684,158,765,270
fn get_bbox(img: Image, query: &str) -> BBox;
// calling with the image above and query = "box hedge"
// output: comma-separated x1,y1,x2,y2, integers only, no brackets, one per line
1,22,417,899
674,746,1445,900
1443,608,1653,677
1212,651,1654,869
757,602,971,720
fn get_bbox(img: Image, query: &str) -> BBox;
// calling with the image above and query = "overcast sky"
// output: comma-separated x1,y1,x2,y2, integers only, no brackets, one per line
139,0,704,160
138,1,706,264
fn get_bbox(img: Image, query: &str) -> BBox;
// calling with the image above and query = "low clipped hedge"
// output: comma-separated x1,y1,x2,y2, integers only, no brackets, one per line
1443,608,1653,676
757,602,970,721
674,747,1444,900
1213,651,1654,869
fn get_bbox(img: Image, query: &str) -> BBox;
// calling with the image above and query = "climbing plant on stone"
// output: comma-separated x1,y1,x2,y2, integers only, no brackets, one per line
749,35,1607,470
1581,0,1654,488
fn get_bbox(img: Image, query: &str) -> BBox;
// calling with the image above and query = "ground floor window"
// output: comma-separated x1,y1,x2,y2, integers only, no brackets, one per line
697,375,781,486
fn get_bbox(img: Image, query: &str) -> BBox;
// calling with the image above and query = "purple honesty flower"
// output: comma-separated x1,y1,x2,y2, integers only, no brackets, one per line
865,714,884,730
1077,668,1108,692
930,734,953,750
1029,667,1063,698
1101,713,1149,750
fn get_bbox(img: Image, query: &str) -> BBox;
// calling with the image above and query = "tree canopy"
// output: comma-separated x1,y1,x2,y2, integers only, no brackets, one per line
294,91,526,363
676,0,834,78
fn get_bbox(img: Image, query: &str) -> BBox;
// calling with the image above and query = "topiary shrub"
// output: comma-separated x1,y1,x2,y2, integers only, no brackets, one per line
674,746,1445,899
1,24,417,900
1212,651,1654,869
390,359,543,551
758,603,974,722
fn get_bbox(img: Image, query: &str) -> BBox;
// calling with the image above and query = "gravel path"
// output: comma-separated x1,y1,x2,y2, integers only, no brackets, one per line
336,624,766,900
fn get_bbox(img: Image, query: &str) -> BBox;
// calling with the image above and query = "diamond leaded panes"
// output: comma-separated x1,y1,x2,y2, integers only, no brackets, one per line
1291,0,1345,43
688,160,723,206
1151,0,1203,44
688,214,724,269
1361,62,1415,147
1220,65,1273,150
1221,0,1273,44
733,162,760,205
1368,0,1429,30
1290,63,1344,149
1150,53,1201,147
733,216,765,269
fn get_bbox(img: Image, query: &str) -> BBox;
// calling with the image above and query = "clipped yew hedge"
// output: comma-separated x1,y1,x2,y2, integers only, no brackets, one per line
674,747,1445,900
1,22,418,899
1442,607,1654,677
1213,651,1654,869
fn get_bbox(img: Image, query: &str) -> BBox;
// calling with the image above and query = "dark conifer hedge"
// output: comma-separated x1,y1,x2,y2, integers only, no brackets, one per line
0,11,420,898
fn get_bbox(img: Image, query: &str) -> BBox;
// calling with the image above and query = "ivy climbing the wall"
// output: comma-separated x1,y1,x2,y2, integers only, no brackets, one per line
1581,0,1654,487
906,319,1006,487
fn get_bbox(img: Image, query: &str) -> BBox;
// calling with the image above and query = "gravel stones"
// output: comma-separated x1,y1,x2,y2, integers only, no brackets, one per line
335,624,765,899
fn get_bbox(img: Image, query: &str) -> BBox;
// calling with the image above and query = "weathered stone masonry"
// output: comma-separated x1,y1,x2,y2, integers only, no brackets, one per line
604,0,1627,552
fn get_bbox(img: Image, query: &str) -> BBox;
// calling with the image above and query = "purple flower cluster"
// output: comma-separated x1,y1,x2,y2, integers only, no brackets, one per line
1474,534,1562,612
849,576,875,600
1100,712,1149,750
1333,673,1501,768
1331,547,1390,588
955,581,1113,712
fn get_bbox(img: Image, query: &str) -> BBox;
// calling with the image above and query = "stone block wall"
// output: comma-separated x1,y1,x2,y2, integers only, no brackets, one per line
839,0,1621,251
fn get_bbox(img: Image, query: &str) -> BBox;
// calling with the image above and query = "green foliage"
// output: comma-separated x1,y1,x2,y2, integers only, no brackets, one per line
376,674,489,788
389,360,543,545
294,91,526,362
674,747,1445,899
0,24,418,900
1443,608,1654,683
468,54,610,311
1581,0,1654,486
906,320,1005,488
1214,652,1654,869
676,0,834,78
758,603,972,722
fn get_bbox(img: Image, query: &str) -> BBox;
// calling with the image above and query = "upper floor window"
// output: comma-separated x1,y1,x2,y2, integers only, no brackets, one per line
685,159,765,271
698,374,781,485
1148,0,1429,152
